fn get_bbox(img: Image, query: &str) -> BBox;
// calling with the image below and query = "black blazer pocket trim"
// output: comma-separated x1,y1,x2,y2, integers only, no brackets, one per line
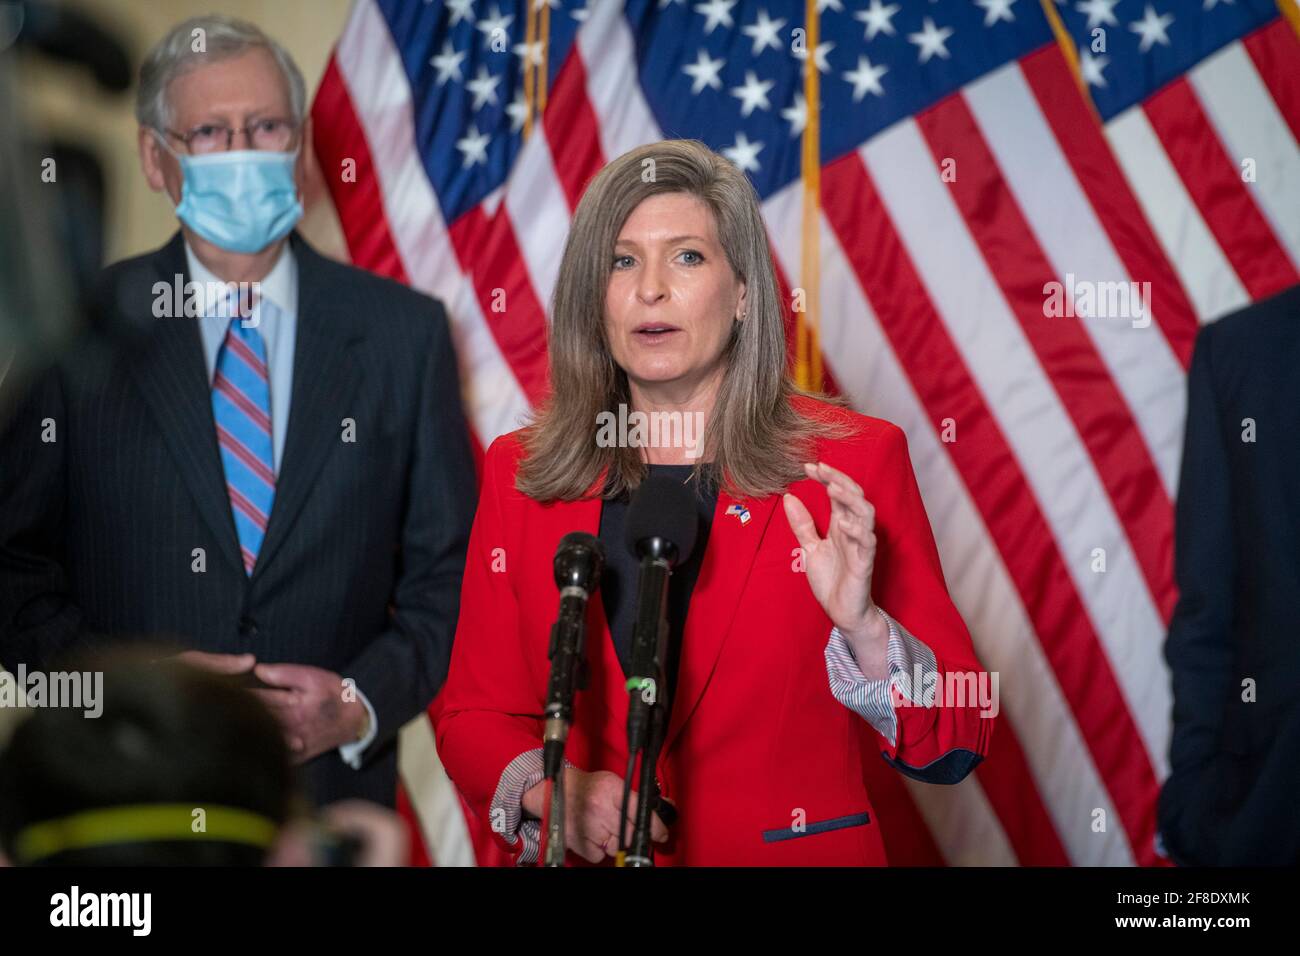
762,811,870,843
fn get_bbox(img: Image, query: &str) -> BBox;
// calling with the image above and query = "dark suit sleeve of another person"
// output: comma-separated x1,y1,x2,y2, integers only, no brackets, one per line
0,367,99,672
340,300,477,761
1158,322,1235,867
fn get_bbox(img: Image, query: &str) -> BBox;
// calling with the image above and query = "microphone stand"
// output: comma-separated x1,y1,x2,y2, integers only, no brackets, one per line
541,585,588,867
617,537,676,867
542,774,565,868
623,687,669,867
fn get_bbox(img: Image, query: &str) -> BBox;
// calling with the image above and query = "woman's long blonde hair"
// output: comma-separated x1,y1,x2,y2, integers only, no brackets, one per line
517,139,846,502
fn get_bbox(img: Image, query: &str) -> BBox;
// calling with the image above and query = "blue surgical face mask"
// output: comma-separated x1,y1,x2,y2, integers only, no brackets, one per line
156,133,303,254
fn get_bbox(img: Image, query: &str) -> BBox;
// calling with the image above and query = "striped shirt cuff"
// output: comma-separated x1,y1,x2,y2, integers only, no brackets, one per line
489,747,576,866
825,607,939,747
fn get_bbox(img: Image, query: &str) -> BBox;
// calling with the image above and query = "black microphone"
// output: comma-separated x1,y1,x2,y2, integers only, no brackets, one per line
543,532,605,779
618,475,698,865
623,475,699,757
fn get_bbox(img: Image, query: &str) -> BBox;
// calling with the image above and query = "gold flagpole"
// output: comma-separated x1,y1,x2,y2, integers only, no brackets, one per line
523,0,538,141
798,0,822,391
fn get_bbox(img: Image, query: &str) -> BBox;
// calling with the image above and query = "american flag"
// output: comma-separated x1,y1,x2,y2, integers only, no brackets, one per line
311,0,1300,866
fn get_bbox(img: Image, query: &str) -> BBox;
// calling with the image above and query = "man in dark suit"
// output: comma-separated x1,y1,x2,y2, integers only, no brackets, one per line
1158,282,1300,866
0,15,477,809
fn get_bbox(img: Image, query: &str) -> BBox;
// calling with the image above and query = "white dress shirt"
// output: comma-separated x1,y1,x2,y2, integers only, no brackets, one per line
184,241,378,769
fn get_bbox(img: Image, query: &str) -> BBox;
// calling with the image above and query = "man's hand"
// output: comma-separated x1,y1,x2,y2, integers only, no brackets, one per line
250,663,370,764
521,768,668,864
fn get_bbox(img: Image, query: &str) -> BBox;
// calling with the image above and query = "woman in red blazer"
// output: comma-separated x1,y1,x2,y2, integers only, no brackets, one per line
435,140,994,866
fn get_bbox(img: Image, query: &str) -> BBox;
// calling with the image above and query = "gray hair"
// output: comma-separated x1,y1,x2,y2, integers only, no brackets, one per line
135,15,306,132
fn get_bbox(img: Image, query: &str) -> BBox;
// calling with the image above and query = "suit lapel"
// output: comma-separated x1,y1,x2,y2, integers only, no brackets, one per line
663,489,779,755
253,236,363,577
127,233,243,573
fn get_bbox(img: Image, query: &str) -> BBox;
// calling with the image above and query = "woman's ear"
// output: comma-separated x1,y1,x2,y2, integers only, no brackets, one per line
735,281,748,321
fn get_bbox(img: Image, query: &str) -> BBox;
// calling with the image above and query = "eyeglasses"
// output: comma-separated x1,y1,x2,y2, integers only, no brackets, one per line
162,118,299,155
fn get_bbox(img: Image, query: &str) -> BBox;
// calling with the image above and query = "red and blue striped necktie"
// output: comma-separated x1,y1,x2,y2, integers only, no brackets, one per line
211,307,277,575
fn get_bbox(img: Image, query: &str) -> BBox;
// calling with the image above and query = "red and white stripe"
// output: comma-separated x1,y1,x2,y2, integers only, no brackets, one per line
329,0,533,442
316,1,1300,867
1105,21,1300,319
1189,40,1300,274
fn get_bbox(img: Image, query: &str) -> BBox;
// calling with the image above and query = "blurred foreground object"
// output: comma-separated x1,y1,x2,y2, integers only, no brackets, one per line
0,647,296,865
0,0,131,426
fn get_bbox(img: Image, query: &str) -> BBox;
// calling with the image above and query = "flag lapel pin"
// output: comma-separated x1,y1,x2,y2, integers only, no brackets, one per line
725,503,751,526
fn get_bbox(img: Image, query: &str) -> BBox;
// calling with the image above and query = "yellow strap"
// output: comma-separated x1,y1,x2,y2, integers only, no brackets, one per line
15,803,279,864
798,0,822,392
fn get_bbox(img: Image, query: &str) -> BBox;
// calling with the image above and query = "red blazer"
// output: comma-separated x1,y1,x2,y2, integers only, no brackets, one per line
435,398,994,865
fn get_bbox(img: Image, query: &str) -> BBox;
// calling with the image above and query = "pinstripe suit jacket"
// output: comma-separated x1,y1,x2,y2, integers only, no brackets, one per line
1158,284,1300,866
0,231,478,809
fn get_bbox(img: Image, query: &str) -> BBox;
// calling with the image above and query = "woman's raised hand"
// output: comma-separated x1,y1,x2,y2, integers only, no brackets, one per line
782,461,883,647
